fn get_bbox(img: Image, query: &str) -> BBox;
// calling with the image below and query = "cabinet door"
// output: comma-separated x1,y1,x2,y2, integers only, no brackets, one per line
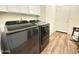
7,5,21,12
18,5,29,13
29,5,40,15
0,5,7,11
7,5,29,14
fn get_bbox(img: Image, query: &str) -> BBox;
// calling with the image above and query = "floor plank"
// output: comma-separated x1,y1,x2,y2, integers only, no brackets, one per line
41,32,78,54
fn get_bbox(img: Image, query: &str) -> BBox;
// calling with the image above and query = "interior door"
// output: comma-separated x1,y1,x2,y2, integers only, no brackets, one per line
55,6,71,33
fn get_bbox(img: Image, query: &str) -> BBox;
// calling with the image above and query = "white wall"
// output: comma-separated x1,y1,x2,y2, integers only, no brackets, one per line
68,6,79,34
39,5,56,35
46,5,56,35
45,5,79,35
54,6,71,33
54,5,79,34
39,5,46,21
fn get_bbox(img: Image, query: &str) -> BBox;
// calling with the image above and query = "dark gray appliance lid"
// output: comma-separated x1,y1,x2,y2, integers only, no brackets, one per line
5,20,29,25
7,23,35,31
5,21,36,31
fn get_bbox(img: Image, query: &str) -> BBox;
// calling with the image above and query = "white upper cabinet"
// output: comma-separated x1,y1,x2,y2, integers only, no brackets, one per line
29,5,40,15
19,5,29,13
0,5,7,11
7,5,29,14
0,5,40,15
7,5,22,13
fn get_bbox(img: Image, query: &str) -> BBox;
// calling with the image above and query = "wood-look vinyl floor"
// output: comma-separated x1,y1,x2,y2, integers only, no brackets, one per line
41,32,78,54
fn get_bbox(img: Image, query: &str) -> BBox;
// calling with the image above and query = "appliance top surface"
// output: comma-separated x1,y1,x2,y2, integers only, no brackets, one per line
29,20,49,26
7,23,36,30
35,21,49,25
5,21,36,30
5,20,38,34
5,20,29,25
